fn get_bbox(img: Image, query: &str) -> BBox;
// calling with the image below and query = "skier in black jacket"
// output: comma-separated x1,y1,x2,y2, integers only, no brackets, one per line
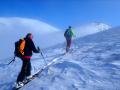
64,26,75,52
16,33,40,88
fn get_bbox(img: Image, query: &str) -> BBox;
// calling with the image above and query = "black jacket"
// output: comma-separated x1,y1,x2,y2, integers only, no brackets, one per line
24,38,39,56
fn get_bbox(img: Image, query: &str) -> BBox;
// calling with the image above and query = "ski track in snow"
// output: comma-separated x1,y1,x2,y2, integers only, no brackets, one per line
0,28,120,90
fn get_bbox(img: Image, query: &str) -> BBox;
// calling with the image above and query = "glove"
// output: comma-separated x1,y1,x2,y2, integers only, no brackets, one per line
37,46,40,53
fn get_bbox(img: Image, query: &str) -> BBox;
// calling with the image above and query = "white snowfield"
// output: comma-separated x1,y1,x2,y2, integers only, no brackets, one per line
0,17,59,34
0,26,120,90
0,17,110,59
0,17,61,59
75,22,111,38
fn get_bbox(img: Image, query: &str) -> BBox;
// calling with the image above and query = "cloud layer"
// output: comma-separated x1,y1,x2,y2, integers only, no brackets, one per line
0,17,61,59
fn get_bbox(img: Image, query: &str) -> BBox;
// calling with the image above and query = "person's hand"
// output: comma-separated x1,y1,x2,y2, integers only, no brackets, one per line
37,46,40,53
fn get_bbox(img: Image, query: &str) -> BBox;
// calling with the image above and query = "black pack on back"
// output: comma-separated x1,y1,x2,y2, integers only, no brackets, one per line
64,29,71,38
14,39,24,58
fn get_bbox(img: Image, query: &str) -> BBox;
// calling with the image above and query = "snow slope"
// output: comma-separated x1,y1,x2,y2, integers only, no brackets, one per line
75,22,111,38
0,17,59,34
0,17,110,59
0,17,61,59
0,26,120,90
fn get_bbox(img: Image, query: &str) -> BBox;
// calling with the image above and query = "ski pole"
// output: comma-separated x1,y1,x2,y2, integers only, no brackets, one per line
39,49,53,73
37,46,47,65
7,56,16,65
40,50,47,65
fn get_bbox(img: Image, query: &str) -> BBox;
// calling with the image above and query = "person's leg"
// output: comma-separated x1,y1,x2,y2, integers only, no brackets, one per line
66,39,71,52
66,38,69,52
26,59,31,77
68,39,71,48
17,59,27,83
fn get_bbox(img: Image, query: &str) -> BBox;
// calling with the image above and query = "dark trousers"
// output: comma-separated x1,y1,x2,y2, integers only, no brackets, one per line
17,58,31,82
66,38,72,52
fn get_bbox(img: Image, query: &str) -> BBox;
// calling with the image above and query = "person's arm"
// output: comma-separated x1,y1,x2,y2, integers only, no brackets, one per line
64,29,67,37
71,29,75,37
30,40,40,53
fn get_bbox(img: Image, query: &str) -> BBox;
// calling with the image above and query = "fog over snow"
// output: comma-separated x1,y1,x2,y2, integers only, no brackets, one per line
75,22,111,38
0,17,110,59
0,17,60,59
0,26,120,90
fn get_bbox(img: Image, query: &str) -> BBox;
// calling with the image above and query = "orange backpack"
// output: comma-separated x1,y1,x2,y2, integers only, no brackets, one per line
14,39,26,58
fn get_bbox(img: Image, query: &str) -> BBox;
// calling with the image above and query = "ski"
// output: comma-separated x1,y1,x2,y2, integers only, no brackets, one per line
12,53,65,90
12,68,44,90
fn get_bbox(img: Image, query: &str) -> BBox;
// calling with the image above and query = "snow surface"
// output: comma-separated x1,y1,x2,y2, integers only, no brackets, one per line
0,17,62,59
0,17,59,34
75,22,111,38
0,17,110,59
0,26,120,90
